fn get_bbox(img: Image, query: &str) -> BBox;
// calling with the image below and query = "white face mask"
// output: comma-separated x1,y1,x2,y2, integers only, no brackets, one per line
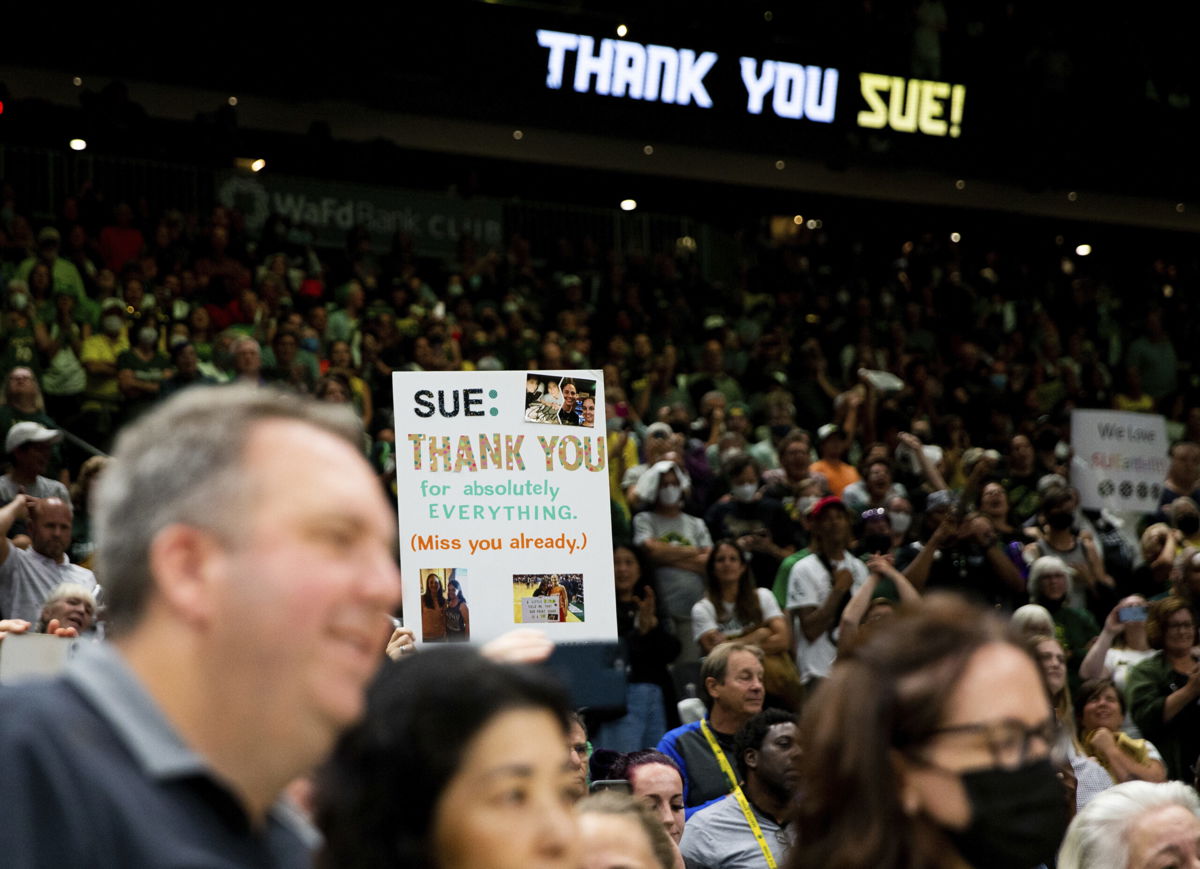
658,484,682,506
732,482,758,502
889,512,912,535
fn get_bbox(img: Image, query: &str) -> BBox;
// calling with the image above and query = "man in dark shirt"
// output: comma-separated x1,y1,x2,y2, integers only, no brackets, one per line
0,386,401,867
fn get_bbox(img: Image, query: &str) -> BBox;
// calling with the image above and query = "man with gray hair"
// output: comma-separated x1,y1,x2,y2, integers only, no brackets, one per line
231,335,265,385
656,641,765,818
0,386,401,866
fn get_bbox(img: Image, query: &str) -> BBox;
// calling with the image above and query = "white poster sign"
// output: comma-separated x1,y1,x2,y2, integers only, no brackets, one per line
393,370,616,645
1070,409,1168,512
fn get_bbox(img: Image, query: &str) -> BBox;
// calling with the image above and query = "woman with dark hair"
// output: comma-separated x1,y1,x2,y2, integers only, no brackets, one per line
612,749,686,847
315,647,578,869
693,539,799,708
326,338,373,427
559,378,581,426
1127,596,1200,781
978,481,1025,548
793,595,1069,869
444,577,470,642
314,372,352,405
422,572,446,642
693,540,790,656
592,545,680,753
1073,678,1166,783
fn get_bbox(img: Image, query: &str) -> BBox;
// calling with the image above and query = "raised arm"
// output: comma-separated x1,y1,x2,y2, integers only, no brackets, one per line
0,496,33,567
837,570,881,656
1079,603,1124,681
897,431,948,493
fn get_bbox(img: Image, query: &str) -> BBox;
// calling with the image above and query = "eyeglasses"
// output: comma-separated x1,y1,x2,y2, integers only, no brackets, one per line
1166,620,1196,632
925,716,1059,769
861,508,887,522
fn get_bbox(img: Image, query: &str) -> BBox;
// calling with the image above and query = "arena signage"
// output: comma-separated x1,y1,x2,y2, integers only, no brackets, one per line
534,29,966,137
216,173,502,257
1070,410,1168,513
857,73,966,138
536,29,840,123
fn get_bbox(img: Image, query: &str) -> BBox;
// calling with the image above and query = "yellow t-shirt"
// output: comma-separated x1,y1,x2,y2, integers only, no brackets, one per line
80,332,130,403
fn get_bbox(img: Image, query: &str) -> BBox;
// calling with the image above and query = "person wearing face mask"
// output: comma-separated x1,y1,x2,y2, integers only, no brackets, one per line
78,298,130,449
794,595,1070,869
1028,486,1116,620
2,279,41,382
116,322,171,423
1168,498,1200,549
633,461,713,663
884,495,915,548
705,456,796,589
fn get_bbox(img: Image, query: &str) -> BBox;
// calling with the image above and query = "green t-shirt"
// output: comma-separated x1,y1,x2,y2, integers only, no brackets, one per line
117,348,171,420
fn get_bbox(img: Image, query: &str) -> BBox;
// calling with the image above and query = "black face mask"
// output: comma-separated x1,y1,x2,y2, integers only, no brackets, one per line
1045,511,1074,531
945,759,1068,869
1179,514,1200,537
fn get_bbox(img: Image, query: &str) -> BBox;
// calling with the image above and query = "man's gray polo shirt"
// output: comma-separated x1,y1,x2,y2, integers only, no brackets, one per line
0,543,97,622
679,791,795,869
0,641,317,867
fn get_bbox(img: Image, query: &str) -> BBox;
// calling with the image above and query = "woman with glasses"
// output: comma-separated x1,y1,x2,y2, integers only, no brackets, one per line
793,595,1069,869
1127,596,1200,781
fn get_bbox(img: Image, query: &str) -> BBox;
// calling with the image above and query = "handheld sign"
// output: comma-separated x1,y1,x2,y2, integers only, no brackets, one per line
1070,410,1168,513
394,371,617,645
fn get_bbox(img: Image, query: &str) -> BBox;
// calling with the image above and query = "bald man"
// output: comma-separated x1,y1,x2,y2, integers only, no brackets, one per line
0,495,97,623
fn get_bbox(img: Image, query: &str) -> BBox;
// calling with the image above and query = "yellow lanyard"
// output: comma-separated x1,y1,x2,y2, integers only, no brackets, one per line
699,719,778,869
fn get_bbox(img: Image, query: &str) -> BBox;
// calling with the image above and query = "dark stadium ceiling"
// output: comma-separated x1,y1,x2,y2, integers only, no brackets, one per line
4,1,1199,209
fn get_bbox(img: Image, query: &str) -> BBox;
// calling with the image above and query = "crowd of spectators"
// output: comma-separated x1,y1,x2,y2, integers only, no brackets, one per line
6,166,1200,866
